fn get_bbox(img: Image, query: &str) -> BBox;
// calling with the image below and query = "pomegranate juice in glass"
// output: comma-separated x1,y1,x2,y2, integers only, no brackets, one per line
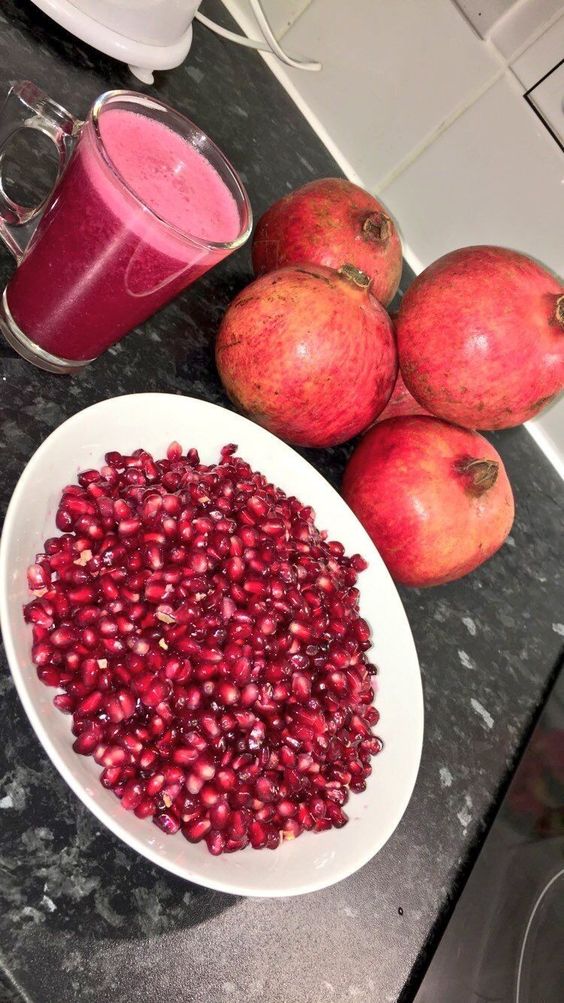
0,85,252,373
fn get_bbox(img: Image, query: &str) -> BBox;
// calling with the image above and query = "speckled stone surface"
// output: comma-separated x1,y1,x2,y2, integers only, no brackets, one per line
0,4,563,1002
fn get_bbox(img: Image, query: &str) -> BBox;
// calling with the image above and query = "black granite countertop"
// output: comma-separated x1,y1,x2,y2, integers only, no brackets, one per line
0,3,563,1002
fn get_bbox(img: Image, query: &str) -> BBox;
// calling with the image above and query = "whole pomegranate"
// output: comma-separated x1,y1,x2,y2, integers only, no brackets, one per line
252,178,402,306
216,264,397,448
342,416,514,587
397,245,564,429
374,369,432,423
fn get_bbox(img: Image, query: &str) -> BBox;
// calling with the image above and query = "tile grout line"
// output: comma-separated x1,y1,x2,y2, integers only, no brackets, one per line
374,66,504,196
221,1,563,201
276,0,314,41
377,8,564,196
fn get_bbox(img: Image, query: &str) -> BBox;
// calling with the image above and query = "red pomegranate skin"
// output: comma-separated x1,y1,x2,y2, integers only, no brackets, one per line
342,416,515,587
216,264,397,448
397,245,564,429
252,178,403,306
374,368,432,423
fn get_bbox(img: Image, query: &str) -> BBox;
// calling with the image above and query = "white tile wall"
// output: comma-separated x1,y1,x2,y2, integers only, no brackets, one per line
489,0,563,60
527,61,564,145
454,0,520,39
511,14,564,88
230,0,502,191
222,0,312,40
377,73,564,275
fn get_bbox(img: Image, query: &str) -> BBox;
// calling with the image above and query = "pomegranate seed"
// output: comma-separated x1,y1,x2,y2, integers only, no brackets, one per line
241,683,259,707
186,772,204,795
100,745,127,768
121,780,143,810
100,765,123,788
265,825,280,850
24,442,378,855
217,682,240,706
27,563,51,590
146,774,165,796
289,621,312,643
205,829,225,855
255,776,278,802
216,768,237,792
53,693,75,714
50,626,77,648
76,690,104,716
153,812,180,835
209,801,231,830
292,672,312,701
200,784,219,807
134,798,156,819
249,820,268,849
183,818,211,842
277,799,297,818
171,746,198,766
282,818,302,839
73,726,102,755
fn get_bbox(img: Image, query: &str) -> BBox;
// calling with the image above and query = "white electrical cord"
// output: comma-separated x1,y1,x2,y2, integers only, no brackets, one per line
194,0,321,71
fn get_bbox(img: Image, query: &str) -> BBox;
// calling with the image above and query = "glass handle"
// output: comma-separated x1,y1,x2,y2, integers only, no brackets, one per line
0,81,79,261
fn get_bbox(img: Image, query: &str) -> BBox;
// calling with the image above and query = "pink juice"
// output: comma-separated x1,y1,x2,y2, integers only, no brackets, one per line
7,109,241,361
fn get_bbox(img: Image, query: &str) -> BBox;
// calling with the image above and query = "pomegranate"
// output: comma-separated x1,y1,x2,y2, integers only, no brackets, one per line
24,442,382,855
342,416,514,587
374,370,432,423
216,264,397,447
396,246,564,429
252,178,402,306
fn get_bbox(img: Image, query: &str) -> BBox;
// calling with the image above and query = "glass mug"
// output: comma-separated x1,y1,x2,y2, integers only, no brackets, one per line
0,81,252,374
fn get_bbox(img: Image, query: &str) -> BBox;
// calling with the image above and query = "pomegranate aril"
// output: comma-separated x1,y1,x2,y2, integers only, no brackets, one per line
224,835,249,853
265,825,280,850
25,442,377,856
255,805,275,822
249,820,268,849
73,727,102,755
53,693,75,714
205,829,225,855
183,818,211,843
121,780,144,810
27,563,51,590
134,798,156,819
216,768,237,792
209,801,231,830
76,690,104,716
50,626,77,648
153,812,180,835
217,682,240,706
292,672,312,701
281,818,302,840
200,783,220,807
32,642,53,666
100,766,123,789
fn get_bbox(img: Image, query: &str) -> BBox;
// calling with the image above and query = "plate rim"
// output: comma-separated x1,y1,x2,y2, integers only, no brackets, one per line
0,392,424,897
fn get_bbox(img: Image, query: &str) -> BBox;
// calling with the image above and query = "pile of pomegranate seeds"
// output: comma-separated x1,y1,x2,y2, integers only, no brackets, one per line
24,442,381,855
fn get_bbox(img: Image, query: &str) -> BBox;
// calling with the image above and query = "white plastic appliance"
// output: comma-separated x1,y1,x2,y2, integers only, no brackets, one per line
29,0,321,83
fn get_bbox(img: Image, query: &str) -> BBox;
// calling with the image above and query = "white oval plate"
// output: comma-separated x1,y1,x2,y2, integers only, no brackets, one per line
0,393,423,897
